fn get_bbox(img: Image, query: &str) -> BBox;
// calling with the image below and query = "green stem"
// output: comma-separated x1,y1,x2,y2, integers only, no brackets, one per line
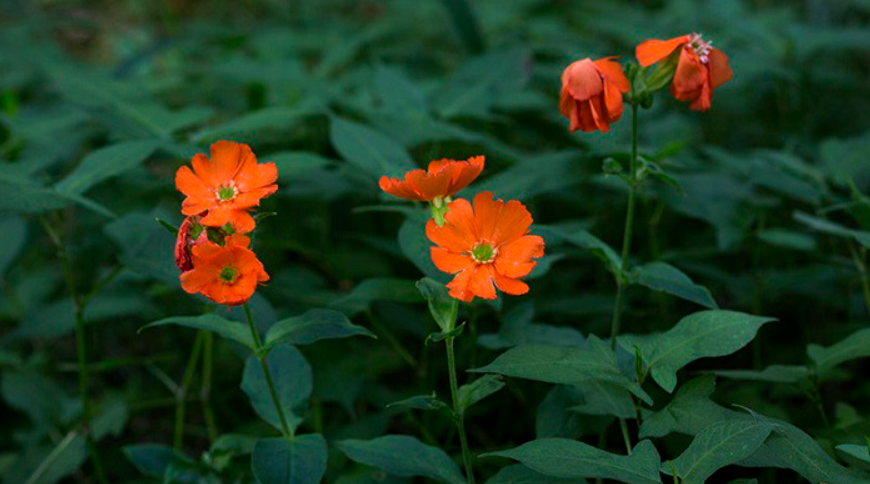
847,242,870,320
446,336,475,484
174,331,204,450
244,303,294,438
41,215,108,484
610,102,639,350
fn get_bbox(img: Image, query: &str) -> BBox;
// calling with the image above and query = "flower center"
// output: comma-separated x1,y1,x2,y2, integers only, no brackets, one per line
217,183,238,201
687,33,712,63
471,242,496,263
219,266,239,283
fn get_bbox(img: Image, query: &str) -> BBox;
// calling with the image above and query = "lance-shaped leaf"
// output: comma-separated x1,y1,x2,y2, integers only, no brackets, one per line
640,376,746,439
807,328,870,373
55,140,158,195
241,344,312,433
329,117,414,178
336,435,465,484
666,419,773,484
263,309,375,350
537,225,621,275
836,444,870,465
386,393,448,412
139,314,256,351
416,278,457,332
457,375,505,413
794,211,870,249
470,335,651,404
251,434,327,484
486,464,589,484
482,439,661,484
631,262,718,309
642,310,775,393
709,365,809,383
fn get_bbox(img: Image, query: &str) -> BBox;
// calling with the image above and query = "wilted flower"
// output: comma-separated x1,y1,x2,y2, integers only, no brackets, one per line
426,191,544,302
636,33,733,111
174,215,207,272
175,141,278,234
179,234,269,306
559,57,630,133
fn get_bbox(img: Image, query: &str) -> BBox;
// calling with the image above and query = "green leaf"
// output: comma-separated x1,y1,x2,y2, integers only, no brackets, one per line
667,419,773,484
329,117,414,178
439,0,485,53
139,314,256,351
807,328,870,372
191,105,318,144
329,278,424,317
486,464,588,484
386,393,448,412
123,444,194,478
416,278,457,332
432,49,529,119
757,229,817,251
794,211,870,250
640,376,745,439
470,335,651,405
398,212,447,282
54,140,158,195
709,365,810,383
0,215,27,275
632,262,718,309
241,344,312,433
251,435,327,484
272,151,333,182
568,380,637,419
482,439,661,484
641,310,775,393
837,444,870,464
374,65,428,117
478,302,587,350
538,225,621,275
337,435,466,484
208,434,258,471
457,375,505,413
263,309,375,349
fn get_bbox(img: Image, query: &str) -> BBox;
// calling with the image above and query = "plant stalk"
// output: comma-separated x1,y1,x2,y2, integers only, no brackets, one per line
244,302,294,438
446,335,475,484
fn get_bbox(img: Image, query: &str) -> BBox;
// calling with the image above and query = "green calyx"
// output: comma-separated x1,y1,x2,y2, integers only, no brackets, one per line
430,196,452,227
471,243,495,263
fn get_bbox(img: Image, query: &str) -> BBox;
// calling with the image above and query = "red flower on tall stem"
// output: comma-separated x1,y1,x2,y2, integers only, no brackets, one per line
379,156,484,203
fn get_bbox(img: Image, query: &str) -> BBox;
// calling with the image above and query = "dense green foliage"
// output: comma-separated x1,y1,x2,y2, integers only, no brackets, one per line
3,0,870,482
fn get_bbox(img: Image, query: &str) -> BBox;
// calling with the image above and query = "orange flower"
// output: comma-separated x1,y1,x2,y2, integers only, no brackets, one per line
636,33,733,111
559,57,630,133
426,191,545,302
379,156,484,202
175,141,278,234
180,234,269,306
174,216,207,272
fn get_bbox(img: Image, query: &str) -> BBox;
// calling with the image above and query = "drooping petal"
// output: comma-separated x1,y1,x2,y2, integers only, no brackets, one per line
707,48,733,88
562,59,604,101
635,36,689,66
594,57,630,93
603,80,626,121
671,47,706,101
431,247,474,274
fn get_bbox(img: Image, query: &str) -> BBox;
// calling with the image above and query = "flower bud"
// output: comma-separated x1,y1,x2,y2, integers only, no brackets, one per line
175,216,206,272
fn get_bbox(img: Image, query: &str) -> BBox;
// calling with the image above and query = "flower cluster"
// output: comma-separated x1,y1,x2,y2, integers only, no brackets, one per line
380,157,545,303
560,32,733,132
174,141,277,306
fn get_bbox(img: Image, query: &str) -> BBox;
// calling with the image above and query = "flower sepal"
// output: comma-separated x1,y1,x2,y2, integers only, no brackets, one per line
424,322,466,346
430,196,451,227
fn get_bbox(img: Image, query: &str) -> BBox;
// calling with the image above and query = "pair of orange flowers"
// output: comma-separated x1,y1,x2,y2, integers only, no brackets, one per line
560,33,733,133
380,157,545,303
174,141,277,306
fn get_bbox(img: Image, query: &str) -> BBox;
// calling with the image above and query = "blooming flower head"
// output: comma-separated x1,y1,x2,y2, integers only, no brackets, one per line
179,234,269,306
174,215,208,272
559,57,630,133
175,141,278,234
379,156,485,203
636,33,733,111
426,191,545,302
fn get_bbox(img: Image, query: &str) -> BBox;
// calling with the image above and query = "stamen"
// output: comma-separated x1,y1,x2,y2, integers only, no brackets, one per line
471,242,497,263
687,33,712,63
216,182,238,201
219,266,238,283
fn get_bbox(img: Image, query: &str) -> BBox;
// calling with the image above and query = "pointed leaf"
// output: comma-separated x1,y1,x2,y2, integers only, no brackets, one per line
330,117,414,178
251,435,327,484
808,328,870,372
416,278,457,332
457,375,505,412
139,314,256,351
667,419,773,484
486,464,587,484
241,344,312,433
386,393,448,412
55,140,158,195
264,309,375,349
336,435,465,484
482,439,661,484
632,262,718,309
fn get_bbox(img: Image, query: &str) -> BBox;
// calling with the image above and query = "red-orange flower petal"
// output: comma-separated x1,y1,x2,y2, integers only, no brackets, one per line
559,57,630,133
636,33,733,111
179,234,268,306
427,191,544,303
175,141,278,234
379,156,484,202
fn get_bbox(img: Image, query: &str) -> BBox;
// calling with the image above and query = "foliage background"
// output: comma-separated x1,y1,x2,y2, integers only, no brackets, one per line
2,0,870,482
